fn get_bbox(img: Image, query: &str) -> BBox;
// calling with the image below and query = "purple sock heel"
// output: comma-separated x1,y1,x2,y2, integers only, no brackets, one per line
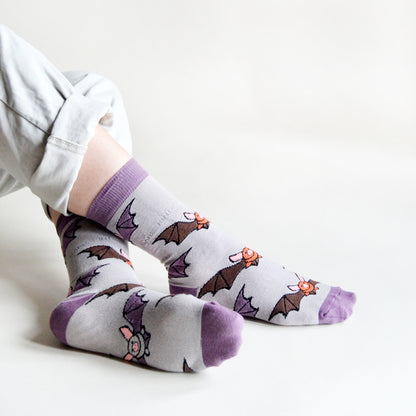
201,301,244,367
49,293,94,344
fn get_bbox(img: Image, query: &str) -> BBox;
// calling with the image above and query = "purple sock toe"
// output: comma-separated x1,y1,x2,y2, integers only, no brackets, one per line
201,301,244,368
49,293,94,344
319,287,357,324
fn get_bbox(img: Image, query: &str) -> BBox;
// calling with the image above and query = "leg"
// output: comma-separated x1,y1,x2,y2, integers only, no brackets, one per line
66,124,356,325
46,72,242,372
49,212,242,372
0,25,243,371
0,23,111,213
68,124,131,216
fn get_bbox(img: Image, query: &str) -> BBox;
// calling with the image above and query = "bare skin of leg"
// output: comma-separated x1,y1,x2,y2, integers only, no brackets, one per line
49,124,131,225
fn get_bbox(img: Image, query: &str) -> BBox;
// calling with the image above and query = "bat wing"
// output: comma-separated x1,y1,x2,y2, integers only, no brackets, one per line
233,284,258,318
116,199,138,241
153,221,198,245
154,294,174,308
123,291,148,333
87,283,141,304
81,246,129,263
62,218,82,253
198,262,246,298
168,248,191,278
269,290,305,321
183,359,194,373
72,265,107,293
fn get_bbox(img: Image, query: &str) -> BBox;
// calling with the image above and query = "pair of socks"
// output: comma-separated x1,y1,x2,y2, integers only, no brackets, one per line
49,158,356,372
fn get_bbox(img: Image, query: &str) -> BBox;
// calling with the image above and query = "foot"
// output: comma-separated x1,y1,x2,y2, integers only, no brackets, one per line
85,159,356,325
49,215,243,372
160,220,356,325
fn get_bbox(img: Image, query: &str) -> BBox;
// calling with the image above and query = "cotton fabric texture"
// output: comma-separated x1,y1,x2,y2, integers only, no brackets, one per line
0,23,132,214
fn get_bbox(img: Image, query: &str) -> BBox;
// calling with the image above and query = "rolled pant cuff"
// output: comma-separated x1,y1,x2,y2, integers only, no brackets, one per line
30,92,111,215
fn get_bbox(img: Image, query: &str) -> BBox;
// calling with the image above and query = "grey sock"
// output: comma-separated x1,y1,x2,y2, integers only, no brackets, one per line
87,159,356,325
49,214,243,372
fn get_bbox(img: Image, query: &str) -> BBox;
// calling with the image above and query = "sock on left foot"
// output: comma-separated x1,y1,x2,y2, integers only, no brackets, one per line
49,214,243,372
86,158,356,325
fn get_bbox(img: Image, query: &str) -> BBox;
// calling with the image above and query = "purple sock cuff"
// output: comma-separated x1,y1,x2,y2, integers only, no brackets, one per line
86,158,148,226
56,214,79,237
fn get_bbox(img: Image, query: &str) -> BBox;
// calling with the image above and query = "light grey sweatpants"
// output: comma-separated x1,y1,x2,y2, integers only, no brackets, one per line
0,23,133,214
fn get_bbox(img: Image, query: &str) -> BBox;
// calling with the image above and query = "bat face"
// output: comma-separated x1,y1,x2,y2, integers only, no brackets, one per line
153,212,210,245
240,247,262,267
120,291,151,363
125,328,149,360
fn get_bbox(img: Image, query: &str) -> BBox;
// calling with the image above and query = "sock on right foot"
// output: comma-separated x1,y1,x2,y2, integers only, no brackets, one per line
85,159,356,326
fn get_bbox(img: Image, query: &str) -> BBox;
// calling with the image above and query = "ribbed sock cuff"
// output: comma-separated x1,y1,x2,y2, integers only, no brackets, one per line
86,158,148,226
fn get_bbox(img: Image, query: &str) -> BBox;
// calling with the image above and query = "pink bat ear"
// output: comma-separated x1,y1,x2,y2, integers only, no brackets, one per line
229,251,243,263
120,249,131,260
295,273,305,282
287,285,300,292
120,326,133,340
183,212,196,220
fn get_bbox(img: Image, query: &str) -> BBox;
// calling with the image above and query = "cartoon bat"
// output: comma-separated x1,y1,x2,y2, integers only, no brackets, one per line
86,283,142,304
153,212,209,245
119,291,151,363
154,294,175,308
61,217,83,254
80,245,133,268
198,247,261,298
116,199,138,241
70,264,108,294
268,274,319,320
168,248,191,279
233,284,259,318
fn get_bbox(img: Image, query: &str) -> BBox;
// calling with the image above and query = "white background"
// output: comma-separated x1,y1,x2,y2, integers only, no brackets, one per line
0,1,415,415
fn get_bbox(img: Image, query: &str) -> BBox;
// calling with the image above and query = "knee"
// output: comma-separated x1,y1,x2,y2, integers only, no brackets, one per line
99,76,125,109
84,72,124,106
0,23,12,41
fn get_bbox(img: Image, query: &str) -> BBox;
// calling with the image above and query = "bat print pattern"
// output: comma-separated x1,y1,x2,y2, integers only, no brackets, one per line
116,199,138,241
168,248,192,279
80,245,134,268
198,247,262,298
70,264,108,295
86,283,142,304
61,217,83,254
153,212,210,245
183,359,194,373
268,273,319,320
119,291,151,363
233,284,259,318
